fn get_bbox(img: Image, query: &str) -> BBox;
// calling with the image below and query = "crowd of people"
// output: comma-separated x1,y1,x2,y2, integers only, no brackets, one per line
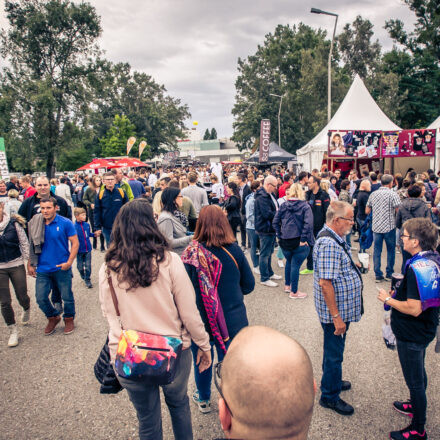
1,162,440,440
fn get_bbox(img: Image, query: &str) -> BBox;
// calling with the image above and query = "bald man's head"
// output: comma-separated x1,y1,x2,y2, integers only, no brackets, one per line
219,326,314,440
263,176,277,194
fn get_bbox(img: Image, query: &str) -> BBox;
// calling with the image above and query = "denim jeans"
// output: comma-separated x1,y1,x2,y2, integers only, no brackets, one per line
246,228,259,268
396,339,428,432
118,349,193,440
190,339,230,401
373,229,396,278
35,269,75,318
76,252,92,282
258,234,275,281
102,227,112,246
282,245,310,293
306,230,319,270
320,322,350,402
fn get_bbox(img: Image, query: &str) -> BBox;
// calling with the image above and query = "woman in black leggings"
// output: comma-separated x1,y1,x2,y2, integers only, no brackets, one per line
223,182,241,238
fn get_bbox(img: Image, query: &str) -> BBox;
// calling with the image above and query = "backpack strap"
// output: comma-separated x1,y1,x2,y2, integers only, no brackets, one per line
99,187,105,200
118,188,125,199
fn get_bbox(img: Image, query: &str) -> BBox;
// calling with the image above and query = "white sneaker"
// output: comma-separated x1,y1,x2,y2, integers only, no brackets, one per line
270,274,282,280
8,324,19,347
261,280,278,287
277,260,284,268
21,308,30,325
253,267,260,275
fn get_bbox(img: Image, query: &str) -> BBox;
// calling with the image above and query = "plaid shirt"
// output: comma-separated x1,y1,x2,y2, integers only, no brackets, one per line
313,225,363,323
366,186,401,233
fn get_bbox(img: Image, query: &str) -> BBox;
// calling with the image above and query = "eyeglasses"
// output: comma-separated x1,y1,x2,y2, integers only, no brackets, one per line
400,234,414,239
214,362,233,417
338,217,355,223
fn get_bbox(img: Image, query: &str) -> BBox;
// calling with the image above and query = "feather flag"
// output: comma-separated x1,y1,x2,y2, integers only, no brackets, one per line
127,137,136,155
138,140,147,158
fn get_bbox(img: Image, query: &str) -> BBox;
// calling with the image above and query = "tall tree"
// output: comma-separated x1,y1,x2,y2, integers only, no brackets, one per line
203,128,210,140
210,128,217,139
0,0,102,177
232,24,349,152
99,114,136,157
384,0,440,127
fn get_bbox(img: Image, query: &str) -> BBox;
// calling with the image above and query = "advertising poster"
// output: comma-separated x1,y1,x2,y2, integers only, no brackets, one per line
382,131,400,157
398,129,436,157
328,130,381,159
0,138,10,179
259,119,271,162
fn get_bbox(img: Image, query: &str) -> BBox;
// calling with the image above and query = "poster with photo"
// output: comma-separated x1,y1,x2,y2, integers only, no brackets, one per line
382,131,399,157
328,130,381,158
398,129,436,157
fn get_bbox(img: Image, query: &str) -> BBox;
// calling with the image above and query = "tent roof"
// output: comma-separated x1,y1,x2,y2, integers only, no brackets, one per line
297,74,401,155
246,142,296,164
428,116,440,129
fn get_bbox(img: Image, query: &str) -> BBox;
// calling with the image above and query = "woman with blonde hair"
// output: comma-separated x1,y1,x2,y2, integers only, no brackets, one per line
272,183,314,298
321,179,337,201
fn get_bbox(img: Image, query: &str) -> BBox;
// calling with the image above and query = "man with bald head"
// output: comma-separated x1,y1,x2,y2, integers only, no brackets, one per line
218,326,315,439
254,175,282,287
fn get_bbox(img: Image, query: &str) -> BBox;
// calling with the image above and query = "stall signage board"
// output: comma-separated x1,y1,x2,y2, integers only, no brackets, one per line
0,138,10,179
259,119,271,163
382,131,400,157
398,129,435,157
328,130,381,159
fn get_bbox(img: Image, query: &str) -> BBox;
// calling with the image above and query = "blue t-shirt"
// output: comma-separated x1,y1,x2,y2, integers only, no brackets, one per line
37,215,77,273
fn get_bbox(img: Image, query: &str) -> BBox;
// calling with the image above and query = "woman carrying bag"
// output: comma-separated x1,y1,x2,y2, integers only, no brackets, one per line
182,205,255,414
98,199,211,440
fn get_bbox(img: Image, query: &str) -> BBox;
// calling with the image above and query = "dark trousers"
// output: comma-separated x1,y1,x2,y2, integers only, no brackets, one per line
258,234,275,281
400,247,412,274
397,339,428,432
240,214,247,247
76,252,92,282
321,322,350,402
0,265,30,326
89,209,105,250
229,217,241,238
306,230,319,270
118,349,193,440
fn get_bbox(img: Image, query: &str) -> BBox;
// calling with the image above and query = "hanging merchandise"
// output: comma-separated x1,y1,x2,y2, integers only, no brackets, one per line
398,129,436,157
382,131,400,157
328,130,381,159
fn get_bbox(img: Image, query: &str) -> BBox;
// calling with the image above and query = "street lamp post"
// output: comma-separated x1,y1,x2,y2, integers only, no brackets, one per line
269,93,285,148
311,7,338,123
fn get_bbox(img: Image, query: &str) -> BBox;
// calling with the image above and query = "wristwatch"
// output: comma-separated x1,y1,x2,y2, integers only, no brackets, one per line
384,296,392,305
332,313,340,319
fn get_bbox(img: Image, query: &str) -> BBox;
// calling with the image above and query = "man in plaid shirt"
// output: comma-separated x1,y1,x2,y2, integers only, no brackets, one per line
365,174,401,282
313,201,363,416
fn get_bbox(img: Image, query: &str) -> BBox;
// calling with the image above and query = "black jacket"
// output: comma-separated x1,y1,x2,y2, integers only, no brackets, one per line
94,187,128,230
254,187,278,234
240,184,252,215
224,195,241,221
18,191,71,223
306,189,330,232
396,198,430,229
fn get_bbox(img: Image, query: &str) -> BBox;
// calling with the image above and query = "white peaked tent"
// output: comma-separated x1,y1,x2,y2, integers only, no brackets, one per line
296,74,401,171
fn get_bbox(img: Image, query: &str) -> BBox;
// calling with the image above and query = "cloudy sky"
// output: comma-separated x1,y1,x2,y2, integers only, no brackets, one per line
1,0,415,138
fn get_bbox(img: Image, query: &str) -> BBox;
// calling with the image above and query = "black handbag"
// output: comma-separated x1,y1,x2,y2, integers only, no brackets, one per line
94,337,123,394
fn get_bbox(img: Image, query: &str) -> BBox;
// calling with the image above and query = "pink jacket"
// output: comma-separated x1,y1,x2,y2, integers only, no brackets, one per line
98,251,210,362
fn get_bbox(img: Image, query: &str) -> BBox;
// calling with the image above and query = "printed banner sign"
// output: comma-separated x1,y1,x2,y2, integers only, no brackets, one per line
382,131,400,157
259,119,271,163
328,131,381,159
398,129,435,157
138,141,147,158
0,138,10,179
127,136,136,155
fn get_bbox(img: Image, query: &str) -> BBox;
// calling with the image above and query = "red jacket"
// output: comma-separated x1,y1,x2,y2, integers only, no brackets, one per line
24,186,37,199
278,182,291,198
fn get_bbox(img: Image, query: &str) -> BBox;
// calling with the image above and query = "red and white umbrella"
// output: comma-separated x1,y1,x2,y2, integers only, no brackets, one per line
77,158,116,170
107,158,148,168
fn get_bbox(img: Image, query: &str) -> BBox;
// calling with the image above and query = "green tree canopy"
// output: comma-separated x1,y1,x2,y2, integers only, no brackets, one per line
210,128,217,139
203,128,210,140
99,114,136,157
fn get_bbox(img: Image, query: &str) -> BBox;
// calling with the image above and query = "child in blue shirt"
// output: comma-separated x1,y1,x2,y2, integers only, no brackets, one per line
74,207,94,288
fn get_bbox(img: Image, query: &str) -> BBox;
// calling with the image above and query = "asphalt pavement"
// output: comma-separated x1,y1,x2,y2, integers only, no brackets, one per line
1,244,439,440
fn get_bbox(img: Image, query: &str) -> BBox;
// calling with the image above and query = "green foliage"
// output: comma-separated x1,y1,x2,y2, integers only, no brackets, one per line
210,128,217,139
203,128,210,140
99,114,136,157
232,24,349,153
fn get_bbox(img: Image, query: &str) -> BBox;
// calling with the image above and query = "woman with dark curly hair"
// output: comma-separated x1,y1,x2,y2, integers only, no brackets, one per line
223,182,241,238
98,199,211,440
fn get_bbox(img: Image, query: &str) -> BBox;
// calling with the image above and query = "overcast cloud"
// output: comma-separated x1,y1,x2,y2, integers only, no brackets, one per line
1,0,415,138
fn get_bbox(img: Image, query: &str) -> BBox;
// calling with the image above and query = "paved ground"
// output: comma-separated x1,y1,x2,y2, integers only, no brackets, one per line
1,244,439,440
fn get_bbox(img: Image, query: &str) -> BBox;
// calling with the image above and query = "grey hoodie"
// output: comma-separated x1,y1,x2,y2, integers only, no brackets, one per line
396,198,430,230
157,211,191,255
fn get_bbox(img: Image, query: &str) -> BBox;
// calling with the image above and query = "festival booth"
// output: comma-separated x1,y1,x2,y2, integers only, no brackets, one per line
296,75,402,173
428,116,440,172
246,142,297,168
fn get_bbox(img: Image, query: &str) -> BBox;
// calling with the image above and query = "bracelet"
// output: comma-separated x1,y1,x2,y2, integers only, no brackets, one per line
384,296,392,305
332,313,340,319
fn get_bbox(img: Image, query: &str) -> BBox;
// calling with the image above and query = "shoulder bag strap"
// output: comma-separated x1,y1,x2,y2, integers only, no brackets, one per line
221,246,239,270
106,268,124,330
